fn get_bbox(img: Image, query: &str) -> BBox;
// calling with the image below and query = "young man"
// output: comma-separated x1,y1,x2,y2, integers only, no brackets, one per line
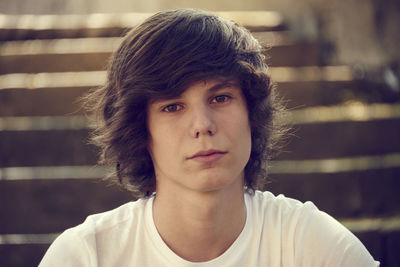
40,9,379,266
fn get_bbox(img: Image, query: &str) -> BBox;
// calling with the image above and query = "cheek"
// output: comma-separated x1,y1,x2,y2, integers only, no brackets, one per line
148,125,181,167
242,125,252,160
227,113,252,158
147,124,165,166
240,113,252,157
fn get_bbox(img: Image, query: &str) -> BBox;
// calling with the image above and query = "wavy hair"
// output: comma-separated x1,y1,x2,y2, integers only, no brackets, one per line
84,9,285,198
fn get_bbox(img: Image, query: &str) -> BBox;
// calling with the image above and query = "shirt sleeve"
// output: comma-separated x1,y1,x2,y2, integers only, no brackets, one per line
296,202,380,267
39,229,94,267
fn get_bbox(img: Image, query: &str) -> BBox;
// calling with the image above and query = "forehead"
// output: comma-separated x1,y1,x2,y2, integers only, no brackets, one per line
190,76,239,86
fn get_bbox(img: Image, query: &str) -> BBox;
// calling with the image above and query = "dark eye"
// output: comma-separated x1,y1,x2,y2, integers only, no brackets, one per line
212,95,231,103
162,104,182,112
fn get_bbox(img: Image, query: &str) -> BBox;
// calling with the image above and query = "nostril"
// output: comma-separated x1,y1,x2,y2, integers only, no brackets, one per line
194,129,214,138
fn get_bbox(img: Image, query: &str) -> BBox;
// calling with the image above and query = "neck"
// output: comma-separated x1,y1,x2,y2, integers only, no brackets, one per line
152,180,247,262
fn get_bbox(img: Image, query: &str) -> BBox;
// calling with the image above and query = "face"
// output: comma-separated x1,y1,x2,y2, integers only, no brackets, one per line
147,77,251,194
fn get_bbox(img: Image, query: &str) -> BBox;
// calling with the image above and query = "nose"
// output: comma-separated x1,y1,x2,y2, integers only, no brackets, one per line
190,104,217,138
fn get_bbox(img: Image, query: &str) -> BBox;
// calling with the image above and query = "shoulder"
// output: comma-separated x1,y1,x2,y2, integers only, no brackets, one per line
64,197,148,240
39,197,151,266
248,191,379,266
82,198,148,232
249,190,317,219
247,190,322,244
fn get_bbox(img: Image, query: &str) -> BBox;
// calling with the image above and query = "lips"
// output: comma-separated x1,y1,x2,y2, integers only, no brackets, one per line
188,149,227,163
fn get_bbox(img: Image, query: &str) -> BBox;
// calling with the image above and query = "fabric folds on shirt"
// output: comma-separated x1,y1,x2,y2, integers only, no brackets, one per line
39,191,379,267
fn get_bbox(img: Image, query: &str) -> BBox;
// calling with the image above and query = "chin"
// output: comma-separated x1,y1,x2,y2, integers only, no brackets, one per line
190,170,244,193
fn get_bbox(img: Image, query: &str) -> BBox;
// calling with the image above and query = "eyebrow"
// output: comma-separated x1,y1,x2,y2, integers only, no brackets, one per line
207,80,241,92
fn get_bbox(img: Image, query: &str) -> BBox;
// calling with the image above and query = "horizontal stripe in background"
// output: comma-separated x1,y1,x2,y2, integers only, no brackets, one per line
0,11,282,31
1,153,399,180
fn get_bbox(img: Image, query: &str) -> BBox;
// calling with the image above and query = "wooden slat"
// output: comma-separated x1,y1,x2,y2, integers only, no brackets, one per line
0,87,89,117
277,82,400,110
0,53,110,74
0,244,49,267
266,168,400,218
0,179,134,234
277,118,400,160
267,42,320,66
384,230,400,266
0,166,106,180
355,231,383,263
277,80,359,109
269,154,400,174
0,27,126,41
0,129,97,167
351,229,400,266
0,12,286,42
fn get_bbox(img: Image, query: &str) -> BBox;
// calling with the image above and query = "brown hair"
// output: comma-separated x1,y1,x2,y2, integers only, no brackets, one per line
84,9,285,198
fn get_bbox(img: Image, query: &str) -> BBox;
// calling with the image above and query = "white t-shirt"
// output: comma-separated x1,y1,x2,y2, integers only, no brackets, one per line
39,191,379,266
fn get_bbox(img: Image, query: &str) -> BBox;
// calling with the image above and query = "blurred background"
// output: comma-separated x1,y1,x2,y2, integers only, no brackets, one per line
0,0,399,266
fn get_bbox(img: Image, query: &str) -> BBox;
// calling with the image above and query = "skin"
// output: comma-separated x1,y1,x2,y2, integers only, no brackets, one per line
147,77,252,262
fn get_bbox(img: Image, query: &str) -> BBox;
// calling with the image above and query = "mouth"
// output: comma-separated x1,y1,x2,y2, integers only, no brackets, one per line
188,149,227,163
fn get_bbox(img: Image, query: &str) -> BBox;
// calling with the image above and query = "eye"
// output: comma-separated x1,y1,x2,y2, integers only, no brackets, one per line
162,103,183,112
211,95,231,104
